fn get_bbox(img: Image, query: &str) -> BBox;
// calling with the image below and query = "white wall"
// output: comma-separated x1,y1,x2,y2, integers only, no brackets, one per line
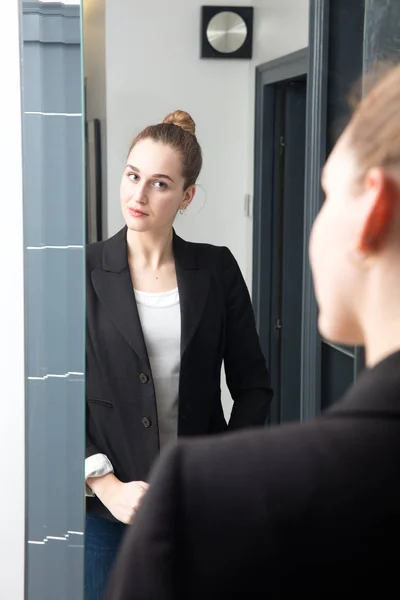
104,0,309,415
1,2,25,598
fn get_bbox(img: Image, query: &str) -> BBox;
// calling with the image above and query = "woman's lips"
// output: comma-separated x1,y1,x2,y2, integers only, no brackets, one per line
128,207,148,218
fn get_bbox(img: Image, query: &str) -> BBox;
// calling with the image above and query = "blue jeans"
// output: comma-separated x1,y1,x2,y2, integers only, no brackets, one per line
85,513,127,600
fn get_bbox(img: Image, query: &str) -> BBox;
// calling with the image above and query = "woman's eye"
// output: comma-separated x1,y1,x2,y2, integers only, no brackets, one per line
154,181,167,190
128,173,138,182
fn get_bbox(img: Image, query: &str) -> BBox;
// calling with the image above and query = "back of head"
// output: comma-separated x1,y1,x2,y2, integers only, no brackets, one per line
128,110,202,189
347,62,400,184
310,62,400,353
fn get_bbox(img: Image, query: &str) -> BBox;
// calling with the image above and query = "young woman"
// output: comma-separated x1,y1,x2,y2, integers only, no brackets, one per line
106,66,400,598
84,110,272,599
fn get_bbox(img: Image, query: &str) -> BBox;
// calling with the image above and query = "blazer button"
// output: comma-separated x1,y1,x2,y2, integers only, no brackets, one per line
139,372,149,384
142,417,151,428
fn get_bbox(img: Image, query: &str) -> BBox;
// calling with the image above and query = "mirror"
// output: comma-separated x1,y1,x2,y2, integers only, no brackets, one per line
84,3,309,598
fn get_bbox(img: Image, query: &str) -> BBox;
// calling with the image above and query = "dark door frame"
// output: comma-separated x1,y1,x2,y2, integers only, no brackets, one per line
299,0,330,421
252,48,308,417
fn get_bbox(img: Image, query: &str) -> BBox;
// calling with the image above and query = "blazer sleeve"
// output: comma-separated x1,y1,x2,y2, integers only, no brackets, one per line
85,421,101,459
221,247,273,429
85,271,104,461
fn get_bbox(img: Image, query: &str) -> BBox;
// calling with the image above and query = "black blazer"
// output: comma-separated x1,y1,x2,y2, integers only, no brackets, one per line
86,227,272,520
106,350,400,599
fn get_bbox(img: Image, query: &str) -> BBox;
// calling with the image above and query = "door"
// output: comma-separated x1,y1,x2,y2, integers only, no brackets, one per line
252,50,308,426
268,78,307,424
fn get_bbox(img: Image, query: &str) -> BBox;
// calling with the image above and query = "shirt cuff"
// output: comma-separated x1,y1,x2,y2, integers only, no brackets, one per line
85,454,114,497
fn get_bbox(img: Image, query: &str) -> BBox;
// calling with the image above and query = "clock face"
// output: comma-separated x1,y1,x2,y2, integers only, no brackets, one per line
206,11,247,54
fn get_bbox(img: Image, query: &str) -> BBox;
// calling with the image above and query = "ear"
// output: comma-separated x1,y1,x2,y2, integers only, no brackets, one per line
358,168,397,253
182,185,196,209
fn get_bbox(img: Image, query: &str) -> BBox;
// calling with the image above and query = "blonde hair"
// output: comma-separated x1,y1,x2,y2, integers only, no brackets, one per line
163,109,196,136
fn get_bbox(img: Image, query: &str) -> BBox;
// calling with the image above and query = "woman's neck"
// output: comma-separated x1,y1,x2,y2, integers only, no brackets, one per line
364,319,400,368
362,265,400,368
126,227,174,270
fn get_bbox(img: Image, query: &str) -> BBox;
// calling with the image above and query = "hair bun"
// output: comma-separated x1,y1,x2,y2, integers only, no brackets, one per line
163,110,196,136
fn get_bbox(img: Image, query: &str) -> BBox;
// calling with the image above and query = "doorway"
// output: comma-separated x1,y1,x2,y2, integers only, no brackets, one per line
252,50,308,425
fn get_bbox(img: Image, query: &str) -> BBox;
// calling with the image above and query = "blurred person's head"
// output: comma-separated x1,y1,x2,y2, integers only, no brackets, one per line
120,110,202,235
310,63,400,366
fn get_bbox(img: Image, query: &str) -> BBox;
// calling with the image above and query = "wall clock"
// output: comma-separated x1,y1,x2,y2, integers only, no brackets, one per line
201,6,254,59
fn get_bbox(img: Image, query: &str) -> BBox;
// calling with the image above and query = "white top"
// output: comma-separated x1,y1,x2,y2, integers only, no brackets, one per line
85,287,181,496
134,287,181,451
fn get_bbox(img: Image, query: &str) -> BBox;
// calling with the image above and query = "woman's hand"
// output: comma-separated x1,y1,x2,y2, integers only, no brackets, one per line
87,473,149,524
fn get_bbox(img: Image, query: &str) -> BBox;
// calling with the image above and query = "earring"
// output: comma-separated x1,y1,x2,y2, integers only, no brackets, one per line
179,207,185,215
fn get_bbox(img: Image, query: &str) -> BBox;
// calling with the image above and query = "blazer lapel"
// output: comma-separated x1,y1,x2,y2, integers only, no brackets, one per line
174,233,210,358
91,227,148,360
90,228,210,360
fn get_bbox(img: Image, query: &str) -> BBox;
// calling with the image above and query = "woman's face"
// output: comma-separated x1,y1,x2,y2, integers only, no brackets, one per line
120,138,193,233
309,135,371,346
